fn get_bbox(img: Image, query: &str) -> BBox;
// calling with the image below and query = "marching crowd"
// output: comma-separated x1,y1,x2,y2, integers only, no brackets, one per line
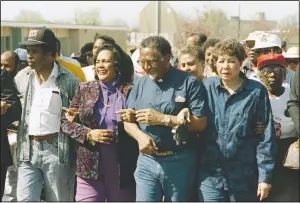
0,26,299,202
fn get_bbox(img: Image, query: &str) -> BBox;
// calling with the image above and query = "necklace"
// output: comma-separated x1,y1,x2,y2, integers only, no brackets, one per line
100,95,122,108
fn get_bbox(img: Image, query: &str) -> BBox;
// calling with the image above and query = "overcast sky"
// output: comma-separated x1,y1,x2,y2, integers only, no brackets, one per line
1,1,299,27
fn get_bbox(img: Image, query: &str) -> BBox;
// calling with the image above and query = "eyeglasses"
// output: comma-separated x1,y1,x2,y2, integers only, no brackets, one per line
261,66,284,74
137,58,159,67
286,58,299,65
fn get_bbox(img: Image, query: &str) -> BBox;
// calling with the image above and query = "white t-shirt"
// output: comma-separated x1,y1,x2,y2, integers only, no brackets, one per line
269,87,297,139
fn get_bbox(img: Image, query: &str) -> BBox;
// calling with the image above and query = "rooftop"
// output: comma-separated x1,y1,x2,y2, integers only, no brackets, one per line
1,21,130,31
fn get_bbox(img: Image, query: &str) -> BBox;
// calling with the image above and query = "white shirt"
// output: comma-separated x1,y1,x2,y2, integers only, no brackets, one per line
60,53,81,67
28,63,62,135
269,87,297,139
82,65,95,81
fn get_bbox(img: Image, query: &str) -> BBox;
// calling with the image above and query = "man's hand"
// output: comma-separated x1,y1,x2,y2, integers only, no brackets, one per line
177,108,191,125
63,107,79,123
116,109,136,123
89,129,115,144
254,122,265,134
1,101,11,116
257,182,272,201
135,109,164,125
136,133,158,155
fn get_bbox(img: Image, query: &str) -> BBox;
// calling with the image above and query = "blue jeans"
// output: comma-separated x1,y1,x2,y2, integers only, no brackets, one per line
198,183,258,202
17,138,75,201
134,148,196,201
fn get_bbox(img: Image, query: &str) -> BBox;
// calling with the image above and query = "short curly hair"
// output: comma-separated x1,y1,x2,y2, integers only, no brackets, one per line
140,36,172,56
178,45,205,63
213,39,246,62
93,43,134,84
202,38,221,52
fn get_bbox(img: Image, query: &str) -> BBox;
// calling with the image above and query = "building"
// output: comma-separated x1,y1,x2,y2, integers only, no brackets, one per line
1,21,131,55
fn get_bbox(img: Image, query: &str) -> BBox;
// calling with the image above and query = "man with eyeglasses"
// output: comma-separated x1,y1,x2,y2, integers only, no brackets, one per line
248,33,294,88
124,36,209,201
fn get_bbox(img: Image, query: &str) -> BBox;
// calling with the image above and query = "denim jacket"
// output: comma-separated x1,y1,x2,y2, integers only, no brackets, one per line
14,61,80,164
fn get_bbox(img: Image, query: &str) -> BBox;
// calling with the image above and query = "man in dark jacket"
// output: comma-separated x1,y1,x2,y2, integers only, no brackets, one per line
0,69,21,198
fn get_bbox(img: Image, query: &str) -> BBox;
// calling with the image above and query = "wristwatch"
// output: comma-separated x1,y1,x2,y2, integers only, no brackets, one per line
163,115,171,126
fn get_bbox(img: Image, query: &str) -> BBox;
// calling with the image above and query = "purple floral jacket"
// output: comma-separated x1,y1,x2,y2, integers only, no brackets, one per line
61,81,138,184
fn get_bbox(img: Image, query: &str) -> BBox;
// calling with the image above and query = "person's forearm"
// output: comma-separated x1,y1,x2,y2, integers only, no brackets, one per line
124,122,146,141
187,115,207,132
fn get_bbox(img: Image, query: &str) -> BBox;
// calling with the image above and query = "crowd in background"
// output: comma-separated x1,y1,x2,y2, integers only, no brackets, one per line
1,26,299,202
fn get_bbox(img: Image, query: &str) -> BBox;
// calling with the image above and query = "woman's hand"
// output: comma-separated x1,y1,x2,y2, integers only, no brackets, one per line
89,129,115,144
62,107,79,123
177,108,191,125
116,109,136,122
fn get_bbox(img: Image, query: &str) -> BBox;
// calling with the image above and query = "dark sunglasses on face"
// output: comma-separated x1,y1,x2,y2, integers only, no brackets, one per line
286,58,299,65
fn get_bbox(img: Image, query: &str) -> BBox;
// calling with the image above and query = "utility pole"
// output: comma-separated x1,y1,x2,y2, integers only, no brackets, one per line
238,3,241,41
156,1,161,36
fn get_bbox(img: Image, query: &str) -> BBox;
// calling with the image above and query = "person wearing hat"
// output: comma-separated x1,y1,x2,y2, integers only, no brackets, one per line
14,27,80,201
284,47,299,72
249,33,294,88
241,31,266,77
14,48,28,71
256,54,299,201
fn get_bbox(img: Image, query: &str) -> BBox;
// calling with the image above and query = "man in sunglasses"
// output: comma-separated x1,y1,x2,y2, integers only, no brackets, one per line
284,47,299,72
249,33,294,88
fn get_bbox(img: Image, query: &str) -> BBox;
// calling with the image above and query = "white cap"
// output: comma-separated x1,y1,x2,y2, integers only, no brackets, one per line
243,31,266,42
252,33,281,50
284,47,299,58
131,48,147,76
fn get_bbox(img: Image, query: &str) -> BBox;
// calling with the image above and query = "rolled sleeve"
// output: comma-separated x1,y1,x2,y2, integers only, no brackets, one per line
256,87,276,184
126,82,138,109
187,78,209,117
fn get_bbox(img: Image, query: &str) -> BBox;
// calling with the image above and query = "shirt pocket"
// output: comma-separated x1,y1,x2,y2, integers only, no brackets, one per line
165,93,187,115
46,89,62,114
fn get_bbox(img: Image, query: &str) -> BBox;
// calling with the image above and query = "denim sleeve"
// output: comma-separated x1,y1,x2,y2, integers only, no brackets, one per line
186,77,209,117
256,87,276,184
126,81,138,109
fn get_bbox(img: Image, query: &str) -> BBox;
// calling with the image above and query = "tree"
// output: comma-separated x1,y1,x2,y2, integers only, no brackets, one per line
276,13,299,46
15,10,48,23
102,18,128,27
74,8,101,25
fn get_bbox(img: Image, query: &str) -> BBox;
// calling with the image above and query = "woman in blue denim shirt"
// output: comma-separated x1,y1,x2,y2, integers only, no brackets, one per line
194,39,276,201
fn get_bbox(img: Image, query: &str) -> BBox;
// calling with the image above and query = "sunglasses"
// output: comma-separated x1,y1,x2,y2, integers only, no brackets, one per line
286,58,299,65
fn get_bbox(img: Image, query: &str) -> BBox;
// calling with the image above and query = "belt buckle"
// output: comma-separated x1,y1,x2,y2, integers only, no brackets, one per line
155,150,174,156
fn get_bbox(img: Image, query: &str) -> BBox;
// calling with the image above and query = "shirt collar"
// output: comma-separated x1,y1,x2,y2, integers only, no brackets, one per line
50,62,59,78
157,65,175,83
215,72,252,91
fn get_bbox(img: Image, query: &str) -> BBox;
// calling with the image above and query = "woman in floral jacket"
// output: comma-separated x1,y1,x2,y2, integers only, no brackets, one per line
61,43,138,201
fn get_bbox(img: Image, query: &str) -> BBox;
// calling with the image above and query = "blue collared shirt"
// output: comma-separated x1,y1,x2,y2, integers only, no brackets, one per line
126,67,209,151
198,75,276,192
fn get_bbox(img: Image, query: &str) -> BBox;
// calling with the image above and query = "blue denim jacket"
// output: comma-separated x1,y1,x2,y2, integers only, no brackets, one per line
198,75,276,192
14,61,80,164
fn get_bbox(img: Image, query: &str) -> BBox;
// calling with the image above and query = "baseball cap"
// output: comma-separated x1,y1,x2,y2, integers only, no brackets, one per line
284,47,299,59
19,27,56,47
70,52,83,59
257,54,287,69
252,33,281,50
14,48,27,61
243,31,266,42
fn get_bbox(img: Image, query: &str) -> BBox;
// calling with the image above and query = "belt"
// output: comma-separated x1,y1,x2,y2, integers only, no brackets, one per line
154,146,187,157
29,133,58,144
